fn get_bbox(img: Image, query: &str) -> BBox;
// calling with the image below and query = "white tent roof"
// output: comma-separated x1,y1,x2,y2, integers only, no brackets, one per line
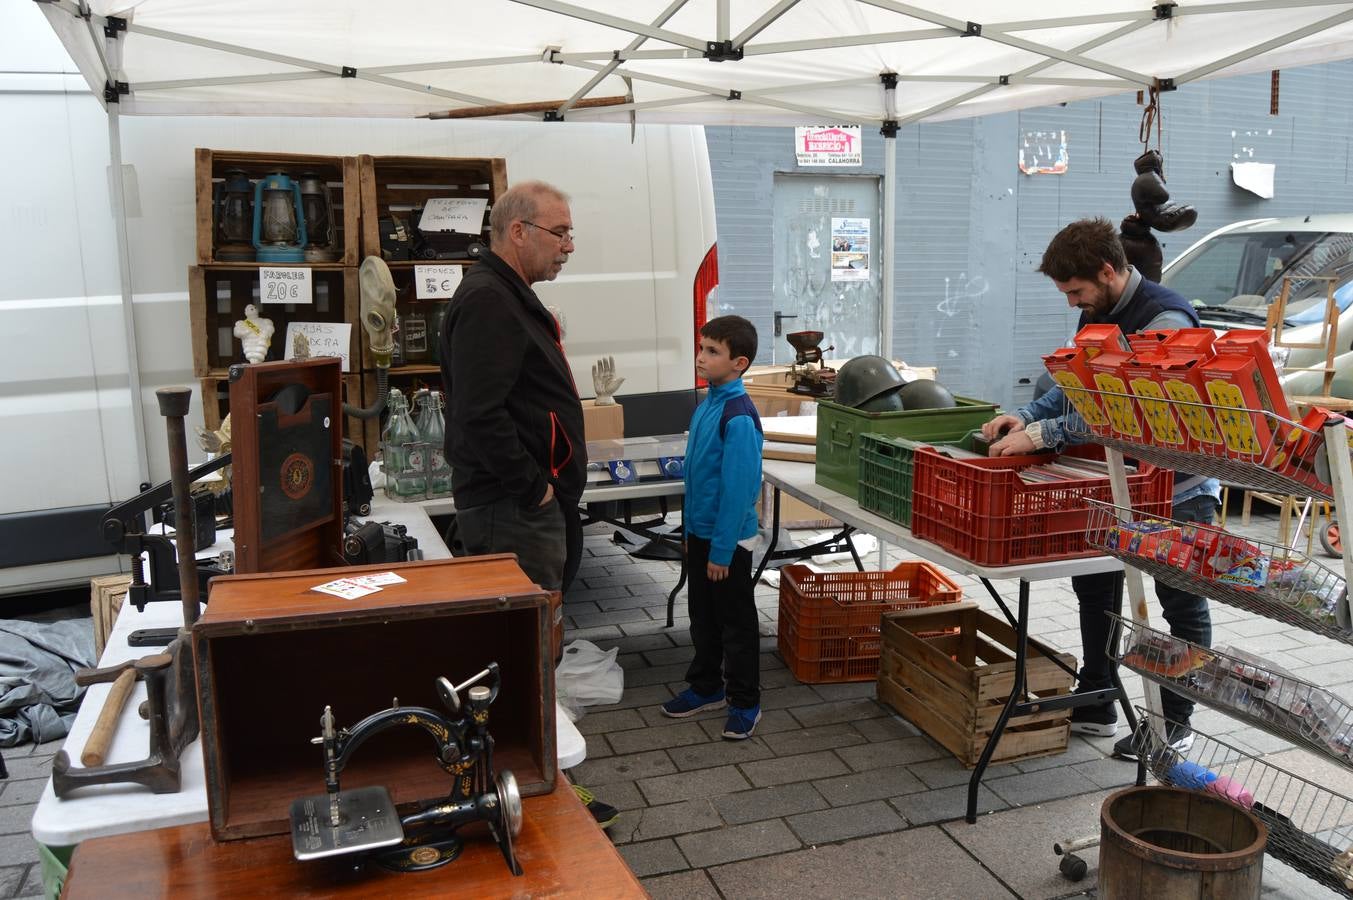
38,0,1353,126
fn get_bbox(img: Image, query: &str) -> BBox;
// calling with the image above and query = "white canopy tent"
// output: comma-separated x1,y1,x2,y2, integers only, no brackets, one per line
34,0,1353,478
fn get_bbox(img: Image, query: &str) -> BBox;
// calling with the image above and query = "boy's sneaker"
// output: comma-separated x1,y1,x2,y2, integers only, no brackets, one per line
572,784,619,830
661,688,726,718
721,705,762,740
1114,721,1193,761
1069,702,1119,738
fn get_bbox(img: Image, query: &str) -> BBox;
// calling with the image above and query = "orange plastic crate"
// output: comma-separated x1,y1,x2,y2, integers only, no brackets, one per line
910,444,1173,566
777,562,963,683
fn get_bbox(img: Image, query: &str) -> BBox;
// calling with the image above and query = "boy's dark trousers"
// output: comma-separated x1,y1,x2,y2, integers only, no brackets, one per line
684,535,760,709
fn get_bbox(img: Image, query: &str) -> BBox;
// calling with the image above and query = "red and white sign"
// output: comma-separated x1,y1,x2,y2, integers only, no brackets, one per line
795,126,862,167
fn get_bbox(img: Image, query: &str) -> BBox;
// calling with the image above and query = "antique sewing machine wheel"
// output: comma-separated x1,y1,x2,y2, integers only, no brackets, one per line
375,834,463,872
493,771,524,876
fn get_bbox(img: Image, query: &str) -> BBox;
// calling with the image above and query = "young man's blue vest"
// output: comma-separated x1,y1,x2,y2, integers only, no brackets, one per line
1076,276,1200,333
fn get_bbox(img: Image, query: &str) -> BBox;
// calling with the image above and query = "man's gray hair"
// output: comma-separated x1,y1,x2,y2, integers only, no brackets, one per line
489,181,570,243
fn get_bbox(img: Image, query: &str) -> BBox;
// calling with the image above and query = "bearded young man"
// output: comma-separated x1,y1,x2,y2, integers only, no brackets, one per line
980,217,1218,759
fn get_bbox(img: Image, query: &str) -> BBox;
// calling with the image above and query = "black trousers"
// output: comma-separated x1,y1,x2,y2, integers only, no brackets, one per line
684,535,760,709
1075,493,1217,723
448,495,574,591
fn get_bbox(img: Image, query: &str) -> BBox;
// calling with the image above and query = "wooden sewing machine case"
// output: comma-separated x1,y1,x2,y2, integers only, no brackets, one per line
194,555,556,841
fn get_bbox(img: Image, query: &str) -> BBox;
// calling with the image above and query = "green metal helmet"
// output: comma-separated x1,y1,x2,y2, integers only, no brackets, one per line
898,379,957,410
833,355,907,409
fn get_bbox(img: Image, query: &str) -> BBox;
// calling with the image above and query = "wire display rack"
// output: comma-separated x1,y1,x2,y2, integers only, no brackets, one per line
1111,615,1353,767
1131,707,1353,897
1060,388,1339,500
1085,499,1351,642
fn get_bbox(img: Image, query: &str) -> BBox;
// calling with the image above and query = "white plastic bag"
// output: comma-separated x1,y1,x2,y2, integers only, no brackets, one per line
555,639,624,722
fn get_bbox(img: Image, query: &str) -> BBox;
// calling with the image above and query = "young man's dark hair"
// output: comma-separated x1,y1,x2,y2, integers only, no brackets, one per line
700,315,758,368
1036,216,1127,283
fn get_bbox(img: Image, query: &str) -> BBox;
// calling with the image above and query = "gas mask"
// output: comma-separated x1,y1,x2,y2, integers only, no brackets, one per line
359,256,397,369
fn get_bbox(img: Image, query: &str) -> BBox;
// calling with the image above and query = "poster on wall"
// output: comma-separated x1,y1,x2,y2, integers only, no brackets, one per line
795,126,862,166
830,217,870,282
1019,130,1069,175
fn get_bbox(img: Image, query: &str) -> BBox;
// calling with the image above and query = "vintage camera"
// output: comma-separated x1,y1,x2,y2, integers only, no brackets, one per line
342,519,422,565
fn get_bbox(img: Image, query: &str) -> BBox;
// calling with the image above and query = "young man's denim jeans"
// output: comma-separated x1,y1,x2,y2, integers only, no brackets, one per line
1073,493,1216,724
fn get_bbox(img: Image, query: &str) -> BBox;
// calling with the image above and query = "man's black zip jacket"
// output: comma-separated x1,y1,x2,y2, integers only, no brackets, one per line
439,250,587,509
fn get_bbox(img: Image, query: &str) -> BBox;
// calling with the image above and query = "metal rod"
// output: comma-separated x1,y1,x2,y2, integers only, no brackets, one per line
157,387,200,628
504,0,708,51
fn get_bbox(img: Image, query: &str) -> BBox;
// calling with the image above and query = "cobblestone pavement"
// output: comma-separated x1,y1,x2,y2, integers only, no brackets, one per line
2,499,1345,898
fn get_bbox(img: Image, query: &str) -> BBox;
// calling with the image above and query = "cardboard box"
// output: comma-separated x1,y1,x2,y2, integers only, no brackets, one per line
744,383,819,420
582,399,625,441
195,555,555,841
1158,332,1225,451
758,482,837,530
1042,346,1110,431
1122,349,1187,447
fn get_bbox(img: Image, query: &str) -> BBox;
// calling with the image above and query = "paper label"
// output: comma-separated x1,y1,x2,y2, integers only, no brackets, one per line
260,267,313,304
285,321,352,372
415,264,464,299
350,572,407,587
419,198,488,234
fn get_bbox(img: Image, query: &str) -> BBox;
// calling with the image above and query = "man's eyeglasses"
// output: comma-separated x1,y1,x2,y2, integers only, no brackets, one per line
522,220,575,244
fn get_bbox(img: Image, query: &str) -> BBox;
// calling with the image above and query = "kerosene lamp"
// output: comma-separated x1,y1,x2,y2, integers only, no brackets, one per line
298,172,339,263
252,171,308,263
214,169,255,261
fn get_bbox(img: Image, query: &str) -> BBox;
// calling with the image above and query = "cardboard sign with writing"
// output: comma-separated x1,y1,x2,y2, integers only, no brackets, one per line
285,321,352,372
415,264,464,299
419,198,488,234
259,267,313,305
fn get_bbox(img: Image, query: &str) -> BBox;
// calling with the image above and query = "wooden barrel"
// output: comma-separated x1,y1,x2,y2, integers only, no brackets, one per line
1099,786,1267,899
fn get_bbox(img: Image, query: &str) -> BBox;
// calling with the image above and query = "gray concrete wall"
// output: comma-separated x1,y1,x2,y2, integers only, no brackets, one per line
708,60,1353,409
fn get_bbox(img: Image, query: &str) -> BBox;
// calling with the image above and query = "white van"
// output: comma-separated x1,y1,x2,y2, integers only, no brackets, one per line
0,5,718,596
1159,214,1353,396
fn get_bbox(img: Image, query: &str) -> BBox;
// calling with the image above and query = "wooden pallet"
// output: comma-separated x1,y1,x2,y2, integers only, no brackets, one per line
877,601,1074,767
194,149,359,266
189,266,363,377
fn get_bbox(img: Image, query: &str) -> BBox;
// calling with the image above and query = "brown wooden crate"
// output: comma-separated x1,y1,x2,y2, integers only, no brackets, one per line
188,266,363,377
357,154,506,262
194,149,359,266
876,603,1075,768
90,574,131,660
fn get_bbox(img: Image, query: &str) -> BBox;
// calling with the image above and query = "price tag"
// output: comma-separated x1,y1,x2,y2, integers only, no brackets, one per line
415,264,464,300
419,198,487,234
259,267,313,305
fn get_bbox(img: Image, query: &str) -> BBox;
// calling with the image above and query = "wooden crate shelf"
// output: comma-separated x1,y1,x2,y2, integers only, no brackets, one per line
358,154,507,262
189,266,365,377
194,149,360,267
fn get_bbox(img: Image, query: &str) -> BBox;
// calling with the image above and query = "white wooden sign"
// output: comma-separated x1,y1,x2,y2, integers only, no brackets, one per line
415,264,464,299
259,267,313,304
419,197,487,234
285,321,352,372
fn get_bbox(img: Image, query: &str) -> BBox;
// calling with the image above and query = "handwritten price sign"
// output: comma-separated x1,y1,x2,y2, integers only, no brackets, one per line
415,264,464,300
260,267,313,305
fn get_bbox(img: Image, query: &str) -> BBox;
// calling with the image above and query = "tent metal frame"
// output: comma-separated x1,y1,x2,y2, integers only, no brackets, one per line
33,0,1353,476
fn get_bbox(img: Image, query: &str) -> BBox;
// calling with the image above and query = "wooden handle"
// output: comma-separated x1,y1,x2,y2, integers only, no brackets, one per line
81,668,137,767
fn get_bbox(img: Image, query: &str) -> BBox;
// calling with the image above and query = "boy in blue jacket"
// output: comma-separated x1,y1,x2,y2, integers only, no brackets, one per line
661,316,765,739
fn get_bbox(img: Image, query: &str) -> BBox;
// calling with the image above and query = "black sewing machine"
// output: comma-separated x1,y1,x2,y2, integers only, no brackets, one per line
289,664,523,875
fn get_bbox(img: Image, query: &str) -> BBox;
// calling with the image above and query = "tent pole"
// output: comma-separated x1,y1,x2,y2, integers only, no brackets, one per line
107,101,150,485
882,132,896,361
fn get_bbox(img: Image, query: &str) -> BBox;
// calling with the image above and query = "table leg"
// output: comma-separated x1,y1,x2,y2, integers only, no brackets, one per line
968,579,1030,824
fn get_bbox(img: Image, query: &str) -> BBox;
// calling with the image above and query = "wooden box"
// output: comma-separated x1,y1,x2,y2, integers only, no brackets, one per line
189,265,364,377
201,372,369,455
228,359,346,575
194,149,359,267
877,601,1074,767
357,154,507,263
90,573,131,659
194,555,556,841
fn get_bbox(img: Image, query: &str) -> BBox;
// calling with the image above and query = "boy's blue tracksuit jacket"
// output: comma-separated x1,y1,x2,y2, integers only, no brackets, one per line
684,379,764,566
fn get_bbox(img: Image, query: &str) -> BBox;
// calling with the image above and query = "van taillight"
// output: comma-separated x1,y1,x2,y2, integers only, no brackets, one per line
693,243,719,388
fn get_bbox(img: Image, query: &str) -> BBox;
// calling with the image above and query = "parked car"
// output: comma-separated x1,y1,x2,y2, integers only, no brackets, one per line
1160,214,1353,397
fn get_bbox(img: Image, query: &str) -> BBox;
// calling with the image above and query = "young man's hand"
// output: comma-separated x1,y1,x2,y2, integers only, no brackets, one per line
706,562,729,582
981,413,1024,441
990,429,1036,457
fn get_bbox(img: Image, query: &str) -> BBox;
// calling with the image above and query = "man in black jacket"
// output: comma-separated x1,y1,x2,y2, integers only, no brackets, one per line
439,180,587,594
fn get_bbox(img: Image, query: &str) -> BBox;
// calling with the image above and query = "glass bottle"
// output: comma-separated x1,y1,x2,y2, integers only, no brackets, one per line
401,303,430,363
382,388,426,500
418,390,451,498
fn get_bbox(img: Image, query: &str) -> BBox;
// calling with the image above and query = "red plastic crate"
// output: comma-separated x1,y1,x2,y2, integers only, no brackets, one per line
910,445,1173,567
778,562,963,683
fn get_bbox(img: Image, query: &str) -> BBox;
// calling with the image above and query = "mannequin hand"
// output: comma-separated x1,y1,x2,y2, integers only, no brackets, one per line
592,356,625,406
